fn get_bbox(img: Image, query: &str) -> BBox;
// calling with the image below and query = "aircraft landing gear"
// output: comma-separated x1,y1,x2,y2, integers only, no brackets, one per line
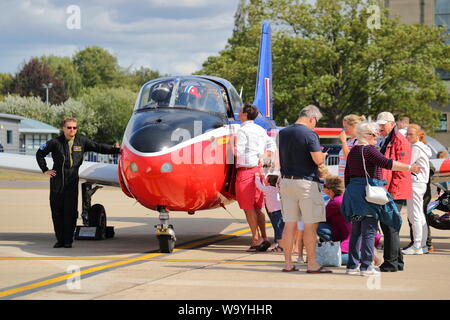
79,182,111,240
81,182,103,226
155,206,176,253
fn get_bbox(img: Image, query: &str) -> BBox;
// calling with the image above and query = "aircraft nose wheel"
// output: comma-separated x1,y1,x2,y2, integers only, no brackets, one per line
155,206,176,253
157,226,176,253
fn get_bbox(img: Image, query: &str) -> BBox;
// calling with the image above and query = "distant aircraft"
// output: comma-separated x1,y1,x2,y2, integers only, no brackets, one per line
1,22,449,253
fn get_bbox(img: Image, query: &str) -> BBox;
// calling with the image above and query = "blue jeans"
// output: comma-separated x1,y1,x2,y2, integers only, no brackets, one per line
268,210,284,242
347,216,378,271
318,222,348,265
317,222,332,242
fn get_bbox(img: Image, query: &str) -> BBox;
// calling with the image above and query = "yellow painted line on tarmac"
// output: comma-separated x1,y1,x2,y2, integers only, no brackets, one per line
144,258,284,264
0,257,283,265
0,188,47,190
0,251,165,299
0,257,131,261
0,224,268,299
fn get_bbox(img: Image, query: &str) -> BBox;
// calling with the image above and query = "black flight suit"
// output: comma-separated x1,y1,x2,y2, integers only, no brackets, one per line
36,135,120,246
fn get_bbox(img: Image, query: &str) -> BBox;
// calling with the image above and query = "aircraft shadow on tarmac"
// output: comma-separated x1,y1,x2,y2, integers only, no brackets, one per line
2,215,448,258
0,216,260,257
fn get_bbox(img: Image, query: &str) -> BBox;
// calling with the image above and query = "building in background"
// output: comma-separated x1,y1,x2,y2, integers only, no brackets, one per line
0,113,59,154
385,0,450,149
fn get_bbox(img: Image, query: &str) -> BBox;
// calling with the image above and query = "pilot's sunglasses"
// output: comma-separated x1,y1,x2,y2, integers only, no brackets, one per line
66,126,77,130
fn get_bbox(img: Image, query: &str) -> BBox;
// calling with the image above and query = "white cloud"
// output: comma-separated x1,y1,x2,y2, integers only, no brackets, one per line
0,0,240,76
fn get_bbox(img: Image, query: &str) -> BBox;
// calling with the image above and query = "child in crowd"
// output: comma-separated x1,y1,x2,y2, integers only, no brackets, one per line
318,175,381,266
296,220,305,263
255,172,284,252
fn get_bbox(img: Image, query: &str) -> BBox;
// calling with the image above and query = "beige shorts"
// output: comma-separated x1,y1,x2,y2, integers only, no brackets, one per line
280,178,326,224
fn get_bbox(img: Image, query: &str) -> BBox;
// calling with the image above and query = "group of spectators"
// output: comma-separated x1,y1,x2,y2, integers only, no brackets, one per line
234,103,443,275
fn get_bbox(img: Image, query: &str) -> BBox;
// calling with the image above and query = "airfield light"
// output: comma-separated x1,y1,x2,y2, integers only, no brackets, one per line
42,83,53,105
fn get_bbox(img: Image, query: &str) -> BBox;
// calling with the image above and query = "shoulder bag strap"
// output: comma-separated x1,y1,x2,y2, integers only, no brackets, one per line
361,146,371,186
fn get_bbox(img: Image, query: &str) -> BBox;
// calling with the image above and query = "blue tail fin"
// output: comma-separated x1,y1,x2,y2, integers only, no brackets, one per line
253,21,272,120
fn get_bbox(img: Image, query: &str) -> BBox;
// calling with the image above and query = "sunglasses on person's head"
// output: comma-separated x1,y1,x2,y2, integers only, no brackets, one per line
66,126,77,130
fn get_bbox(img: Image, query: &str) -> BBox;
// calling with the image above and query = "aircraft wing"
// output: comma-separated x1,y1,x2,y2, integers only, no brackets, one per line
431,158,450,183
0,153,119,187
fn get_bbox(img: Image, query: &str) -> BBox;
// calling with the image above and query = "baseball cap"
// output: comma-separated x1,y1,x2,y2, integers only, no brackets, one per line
376,112,395,125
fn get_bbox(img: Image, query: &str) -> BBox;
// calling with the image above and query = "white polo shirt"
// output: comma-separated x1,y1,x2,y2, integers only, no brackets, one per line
235,120,276,168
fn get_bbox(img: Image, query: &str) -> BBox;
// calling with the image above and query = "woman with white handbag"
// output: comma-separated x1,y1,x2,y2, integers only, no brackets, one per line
341,122,422,276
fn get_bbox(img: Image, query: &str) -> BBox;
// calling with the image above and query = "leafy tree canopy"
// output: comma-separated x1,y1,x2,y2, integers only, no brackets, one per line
73,46,120,88
199,0,450,134
40,55,83,98
0,73,14,97
80,87,136,143
12,58,68,104
0,95,97,138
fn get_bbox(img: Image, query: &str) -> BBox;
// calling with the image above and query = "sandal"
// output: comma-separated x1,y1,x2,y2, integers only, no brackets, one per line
256,240,271,252
246,245,258,252
282,266,298,272
270,245,283,252
306,266,332,274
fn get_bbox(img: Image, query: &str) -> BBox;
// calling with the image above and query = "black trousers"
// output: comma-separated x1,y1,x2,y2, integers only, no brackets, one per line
380,200,404,270
50,184,79,245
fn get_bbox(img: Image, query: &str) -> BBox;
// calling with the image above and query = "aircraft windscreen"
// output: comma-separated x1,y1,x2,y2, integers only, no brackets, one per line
138,78,228,115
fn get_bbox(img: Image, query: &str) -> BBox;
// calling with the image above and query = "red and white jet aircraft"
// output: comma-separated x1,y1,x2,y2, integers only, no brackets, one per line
1,23,449,253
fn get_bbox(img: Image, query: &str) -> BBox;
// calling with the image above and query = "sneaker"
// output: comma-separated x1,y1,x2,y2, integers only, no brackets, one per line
421,246,428,254
346,266,360,275
297,256,305,263
360,266,380,277
402,241,414,251
427,245,434,253
402,246,423,255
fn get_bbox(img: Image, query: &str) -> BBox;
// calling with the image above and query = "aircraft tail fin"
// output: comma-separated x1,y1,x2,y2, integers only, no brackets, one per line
253,21,272,120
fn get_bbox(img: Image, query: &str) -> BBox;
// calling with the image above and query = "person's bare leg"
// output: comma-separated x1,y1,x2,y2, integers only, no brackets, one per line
297,230,304,261
304,222,321,271
255,208,268,241
292,229,299,254
244,209,261,246
282,222,297,270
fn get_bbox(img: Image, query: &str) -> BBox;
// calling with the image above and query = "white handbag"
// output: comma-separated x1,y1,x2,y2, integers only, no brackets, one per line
362,146,389,205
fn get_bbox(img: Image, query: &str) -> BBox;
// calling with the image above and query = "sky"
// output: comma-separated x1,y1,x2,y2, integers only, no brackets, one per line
0,0,241,76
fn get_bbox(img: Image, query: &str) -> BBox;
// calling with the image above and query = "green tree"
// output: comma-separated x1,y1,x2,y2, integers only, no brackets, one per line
40,55,83,98
12,58,68,104
0,73,14,97
114,66,164,92
199,0,450,133
0,95,96,138
52,98,97,137
0,95,55,123
73,46,120,88
80,87,136,143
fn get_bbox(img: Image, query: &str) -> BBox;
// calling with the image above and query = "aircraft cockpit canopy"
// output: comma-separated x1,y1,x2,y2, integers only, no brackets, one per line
137,77,230,115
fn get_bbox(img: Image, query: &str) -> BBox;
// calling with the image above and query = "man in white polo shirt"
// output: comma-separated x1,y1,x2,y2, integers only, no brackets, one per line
235,103,276,252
